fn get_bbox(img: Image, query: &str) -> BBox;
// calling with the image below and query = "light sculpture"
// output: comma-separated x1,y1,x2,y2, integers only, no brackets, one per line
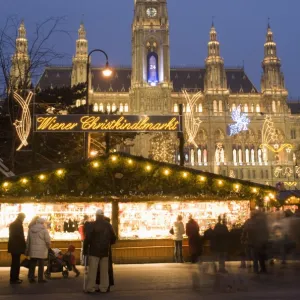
229,105,250,136
182,90,202,147
13,91,33,151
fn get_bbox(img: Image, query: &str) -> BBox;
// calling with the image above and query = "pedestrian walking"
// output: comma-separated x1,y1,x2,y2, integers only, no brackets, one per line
83,209,116,294
186,215,202,263
172,215,185,263
8,213,26,284
213,215,229,273
27,218,51,283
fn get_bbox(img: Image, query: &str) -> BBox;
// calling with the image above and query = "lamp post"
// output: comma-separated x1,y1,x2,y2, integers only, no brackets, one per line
84,49,112,160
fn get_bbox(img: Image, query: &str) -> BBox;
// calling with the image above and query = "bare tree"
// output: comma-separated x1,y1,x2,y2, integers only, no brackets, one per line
0,16,69,172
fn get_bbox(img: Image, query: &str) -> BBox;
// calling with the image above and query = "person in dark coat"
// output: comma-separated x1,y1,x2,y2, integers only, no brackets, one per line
213,215,229,273
95,216,114,290
8,213,26,284
186,215,201,263
83,209,116,293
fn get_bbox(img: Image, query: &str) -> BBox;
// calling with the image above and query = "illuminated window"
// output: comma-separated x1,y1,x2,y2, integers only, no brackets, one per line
174,104,179,113
256,104,260,113
186,104,191,113
213,100,218,113
182,104,185,112
99,103,104,112
119,103,124,112
238,148,243,164
107,103,111,112
197,149,202,165
244,104,248,113
203,149,208,165
233,148,237,164
272,101,276,113
251,149,255,163
198,103,203,113
124,103,129,112
112,103,116,112
218,100,223,112
258,149,262,164
232,103,236,111
147,52,159,84
251,103,254,113
191,149,195,166
93,103,99,112
245,148,250,164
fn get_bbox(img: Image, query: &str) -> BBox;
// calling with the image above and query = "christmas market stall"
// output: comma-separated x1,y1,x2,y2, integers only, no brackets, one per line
0,153,276,264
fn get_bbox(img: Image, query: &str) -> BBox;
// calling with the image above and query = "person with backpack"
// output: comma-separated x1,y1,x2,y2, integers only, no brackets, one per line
83,209,116,294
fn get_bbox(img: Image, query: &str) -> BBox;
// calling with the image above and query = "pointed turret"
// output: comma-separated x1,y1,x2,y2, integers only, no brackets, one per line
10,20,30,89
204,23,228,94
261,23,286,94
71,22,89,86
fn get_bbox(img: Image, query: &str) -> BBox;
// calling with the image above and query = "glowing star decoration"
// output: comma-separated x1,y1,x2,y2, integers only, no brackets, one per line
229,105,250,136
261,115,293,153
13,91,33,151
182,90,202,147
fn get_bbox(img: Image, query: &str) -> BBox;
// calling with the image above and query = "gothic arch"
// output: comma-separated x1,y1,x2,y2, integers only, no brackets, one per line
214,129,225,141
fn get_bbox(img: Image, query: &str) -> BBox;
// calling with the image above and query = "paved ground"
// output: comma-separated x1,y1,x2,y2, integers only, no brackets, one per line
0,262,300,299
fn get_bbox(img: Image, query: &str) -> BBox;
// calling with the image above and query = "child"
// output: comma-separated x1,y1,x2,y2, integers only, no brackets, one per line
64,245,80,277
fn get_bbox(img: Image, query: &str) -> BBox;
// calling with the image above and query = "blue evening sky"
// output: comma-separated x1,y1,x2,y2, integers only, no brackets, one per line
1,0,300,98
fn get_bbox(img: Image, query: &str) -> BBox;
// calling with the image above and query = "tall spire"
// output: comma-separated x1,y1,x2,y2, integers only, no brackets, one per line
10,20,30,89
261,22,286,93
71,22,89,86
204,23,228,94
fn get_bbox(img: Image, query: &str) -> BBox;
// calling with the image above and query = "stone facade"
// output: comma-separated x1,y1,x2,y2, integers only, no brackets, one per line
35,0,300,188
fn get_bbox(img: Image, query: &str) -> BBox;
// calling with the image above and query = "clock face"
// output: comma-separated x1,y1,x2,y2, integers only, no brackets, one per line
147,7,157,18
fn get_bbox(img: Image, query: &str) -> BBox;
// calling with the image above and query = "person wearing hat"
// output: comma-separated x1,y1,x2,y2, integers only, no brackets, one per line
27,217,51,283
8,213,26,284
83,209,116,293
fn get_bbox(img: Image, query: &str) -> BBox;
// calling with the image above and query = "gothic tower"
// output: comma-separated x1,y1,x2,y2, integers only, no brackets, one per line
71,22,88,86
261,23,288,113
204,23,229,115
130,0,173,114
10,20,30,89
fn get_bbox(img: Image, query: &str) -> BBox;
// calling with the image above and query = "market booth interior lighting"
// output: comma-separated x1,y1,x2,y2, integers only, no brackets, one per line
90,150,98,157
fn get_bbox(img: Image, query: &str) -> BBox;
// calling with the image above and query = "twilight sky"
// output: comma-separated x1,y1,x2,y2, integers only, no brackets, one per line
1,0,300,98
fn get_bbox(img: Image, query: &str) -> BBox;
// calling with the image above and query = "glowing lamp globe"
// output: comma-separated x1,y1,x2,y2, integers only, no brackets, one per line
102,62,113,77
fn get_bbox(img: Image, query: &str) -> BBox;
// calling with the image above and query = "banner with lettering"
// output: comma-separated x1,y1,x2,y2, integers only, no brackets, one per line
35,115,181,132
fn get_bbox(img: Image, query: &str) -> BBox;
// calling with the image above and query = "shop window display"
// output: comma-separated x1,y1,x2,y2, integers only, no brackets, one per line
0,203,112,241
119,201,250,239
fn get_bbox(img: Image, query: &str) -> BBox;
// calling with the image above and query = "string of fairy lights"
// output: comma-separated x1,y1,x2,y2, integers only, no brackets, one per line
0,154,276,203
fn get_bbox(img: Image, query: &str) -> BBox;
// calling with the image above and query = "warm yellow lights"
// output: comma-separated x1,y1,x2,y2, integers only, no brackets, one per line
2,182,9,188
234,184,240,190
218,180,223,186
90,150,98,157
145,165,152,171
21,178,28,184
200,176,206,182
39,174,46,181
164,169,170,176
111,155,117,162
269,193,275,199
252,188,258,193
128,159,133,165
183,172,188,178
102,63,113,77
92,161,100,168
56,169,64,176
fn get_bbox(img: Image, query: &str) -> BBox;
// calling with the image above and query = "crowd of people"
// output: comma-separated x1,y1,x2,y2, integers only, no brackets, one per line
170,209,300,274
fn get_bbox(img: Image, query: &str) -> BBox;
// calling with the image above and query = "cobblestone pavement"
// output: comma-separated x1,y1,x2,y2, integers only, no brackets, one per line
0,262,299,299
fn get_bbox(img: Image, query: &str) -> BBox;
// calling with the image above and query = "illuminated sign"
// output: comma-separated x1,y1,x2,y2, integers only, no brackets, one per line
228,105,250,136
34,115,180,133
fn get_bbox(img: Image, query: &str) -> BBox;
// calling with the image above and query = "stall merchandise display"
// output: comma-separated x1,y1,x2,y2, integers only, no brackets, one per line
119,200,250,239
0,203,112,240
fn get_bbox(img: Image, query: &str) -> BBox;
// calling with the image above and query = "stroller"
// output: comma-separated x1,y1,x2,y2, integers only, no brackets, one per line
44,248,70,279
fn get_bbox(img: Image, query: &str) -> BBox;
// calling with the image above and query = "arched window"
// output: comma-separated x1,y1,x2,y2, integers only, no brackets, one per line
256,104,260,113
174,104,179,113
147,51,159,84
119,103,124,112
232,103,236,112
99,103,104,112
191,149,195,166
197,149,202,165
182,104,186,112
251,103,254,113
244,104,248,113
93,103,99,112
186,104,191,113
238,148,243,164
124,103,129,112
112,103,116,112
258,149,262,164
107,103,111,112
251,148,255,164
272,100,276,113
199,103,203,113
245,148,250,164
233,149,237,164
219,100,223,112
220,148,225,163
213,100,218,113
203,149,208,165
263,147,268,163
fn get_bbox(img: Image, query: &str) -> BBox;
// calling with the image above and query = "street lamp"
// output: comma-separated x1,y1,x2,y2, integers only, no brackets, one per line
84,49,112,160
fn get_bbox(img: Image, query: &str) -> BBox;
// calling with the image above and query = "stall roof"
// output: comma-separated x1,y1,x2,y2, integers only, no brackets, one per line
277,190,300,203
